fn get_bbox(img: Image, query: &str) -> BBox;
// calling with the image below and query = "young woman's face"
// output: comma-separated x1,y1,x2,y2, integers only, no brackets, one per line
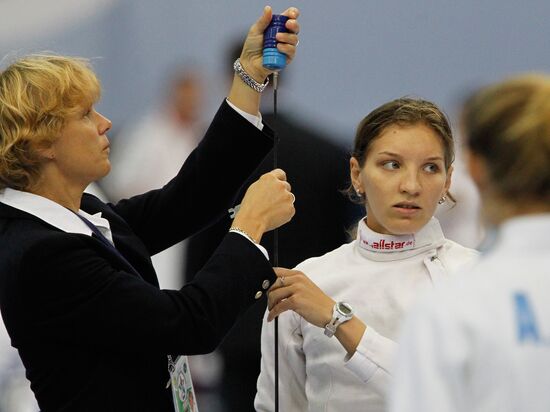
50,105,112,187
351,123,452,235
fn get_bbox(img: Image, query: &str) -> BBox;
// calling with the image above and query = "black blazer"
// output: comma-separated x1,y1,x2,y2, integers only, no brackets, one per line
0,101,276,412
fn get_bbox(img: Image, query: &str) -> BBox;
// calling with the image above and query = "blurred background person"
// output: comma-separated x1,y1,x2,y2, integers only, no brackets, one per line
434,155,483,249
434,93,485,249
183,38,362,411
103,65,205,290
390,74,550,412
103,65,205,205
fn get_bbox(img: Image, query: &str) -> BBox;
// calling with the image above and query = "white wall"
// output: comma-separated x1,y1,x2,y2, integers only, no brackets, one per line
2,0,549,142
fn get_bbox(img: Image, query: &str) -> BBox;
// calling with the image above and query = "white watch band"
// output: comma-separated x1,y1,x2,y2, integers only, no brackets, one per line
324,321,339,337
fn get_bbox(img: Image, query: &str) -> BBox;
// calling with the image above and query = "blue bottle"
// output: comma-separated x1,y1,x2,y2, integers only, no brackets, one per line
263,15,289,70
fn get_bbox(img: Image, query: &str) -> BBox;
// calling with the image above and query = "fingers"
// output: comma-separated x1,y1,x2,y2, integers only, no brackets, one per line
284,17,300,36
277,43,296,61
260,169,296,230
271,267,298,292
269,268,306,296
236,168,296,233
274,267,300,279
267,277,336,327
267,281,293,310
278,10,300,61
267,280,299,321
276,32,299,46
267,169,292,193
250,5,273,35
250,5,300,36
275,32,299,60
262,169,292,194
266,274,315,322
269,168,287,181
267,170,294,203
287,18,300,33
268,296,296,322
281,6,300,20
267,268,336,327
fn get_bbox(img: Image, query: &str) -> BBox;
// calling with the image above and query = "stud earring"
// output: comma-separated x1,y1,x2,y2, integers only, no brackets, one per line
355,188,367,202
438,195,447,205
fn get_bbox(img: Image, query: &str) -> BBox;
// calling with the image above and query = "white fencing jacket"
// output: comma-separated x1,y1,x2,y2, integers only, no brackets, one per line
390,213,550,412
255,217,478,412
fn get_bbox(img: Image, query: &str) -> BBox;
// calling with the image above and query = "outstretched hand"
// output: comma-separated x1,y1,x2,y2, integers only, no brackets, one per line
239,6,300,82
228,6,300,114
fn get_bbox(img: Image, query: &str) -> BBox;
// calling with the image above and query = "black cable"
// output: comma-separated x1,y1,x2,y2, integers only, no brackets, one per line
272,71,279,412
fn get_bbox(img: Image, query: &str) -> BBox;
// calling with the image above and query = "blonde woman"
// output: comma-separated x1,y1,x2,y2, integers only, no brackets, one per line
0,7,300,411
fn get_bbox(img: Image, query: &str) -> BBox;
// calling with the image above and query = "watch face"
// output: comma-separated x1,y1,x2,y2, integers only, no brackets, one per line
337,302,353,315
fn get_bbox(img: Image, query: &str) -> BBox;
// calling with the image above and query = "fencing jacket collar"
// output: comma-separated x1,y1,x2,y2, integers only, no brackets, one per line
356,217,446,261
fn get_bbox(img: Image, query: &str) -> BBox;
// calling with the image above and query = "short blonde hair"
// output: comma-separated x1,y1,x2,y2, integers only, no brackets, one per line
463,74,550,200
0,54,100,190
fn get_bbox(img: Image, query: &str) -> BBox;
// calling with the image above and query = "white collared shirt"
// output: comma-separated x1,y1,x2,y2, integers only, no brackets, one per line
0,187,114,243
226,99,264,131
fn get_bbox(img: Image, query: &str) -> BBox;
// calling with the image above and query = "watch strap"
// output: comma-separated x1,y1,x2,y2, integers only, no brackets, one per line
324,302,353,338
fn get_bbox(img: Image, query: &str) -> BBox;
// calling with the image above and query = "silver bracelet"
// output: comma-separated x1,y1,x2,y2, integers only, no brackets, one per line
233,58,269,93
229,227,258,245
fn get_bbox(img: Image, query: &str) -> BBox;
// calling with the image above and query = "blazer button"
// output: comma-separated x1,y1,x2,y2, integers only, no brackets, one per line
262,280,270,290
255,291,263,300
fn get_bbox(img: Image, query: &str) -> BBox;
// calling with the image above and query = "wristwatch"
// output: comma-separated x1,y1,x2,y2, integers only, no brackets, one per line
324,302,354,337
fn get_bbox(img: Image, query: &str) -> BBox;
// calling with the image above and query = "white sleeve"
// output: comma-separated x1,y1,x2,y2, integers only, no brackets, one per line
255,310,308,411
388,296,469,412
344,325,398,383
225,99,264,130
